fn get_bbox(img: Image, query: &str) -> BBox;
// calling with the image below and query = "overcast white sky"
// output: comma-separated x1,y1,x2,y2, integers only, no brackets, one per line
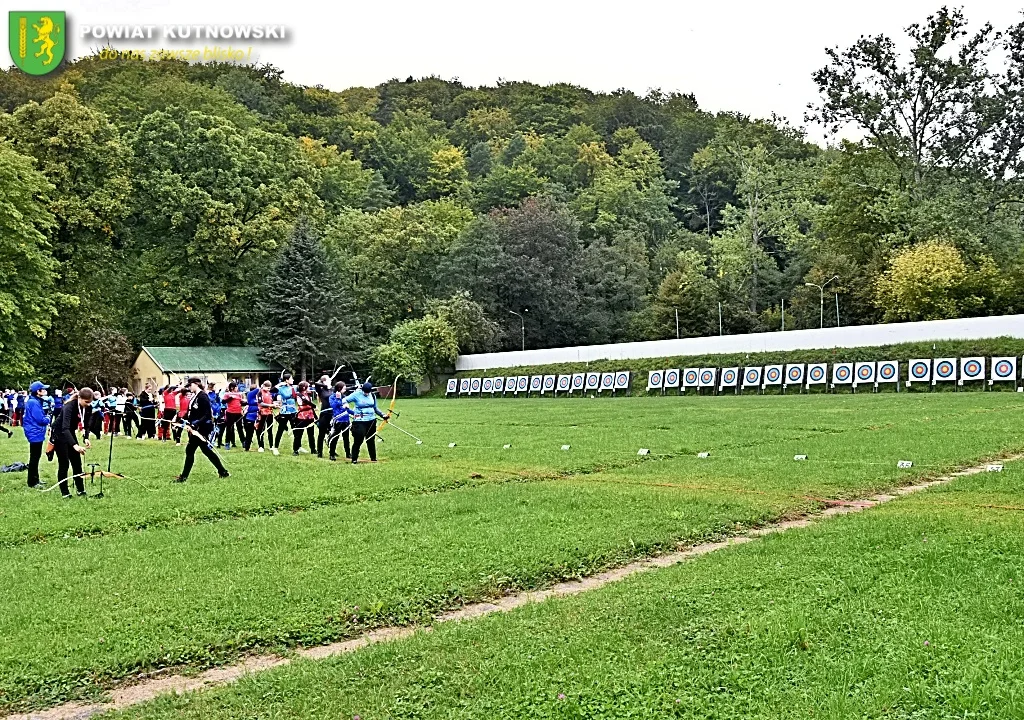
29,0,1024,143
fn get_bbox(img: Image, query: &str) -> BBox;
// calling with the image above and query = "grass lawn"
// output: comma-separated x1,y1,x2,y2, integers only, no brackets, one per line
0,392,1021,713
113,462,1024,720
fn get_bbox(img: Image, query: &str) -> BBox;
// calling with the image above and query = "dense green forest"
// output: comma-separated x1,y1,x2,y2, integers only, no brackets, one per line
1,7,1022,385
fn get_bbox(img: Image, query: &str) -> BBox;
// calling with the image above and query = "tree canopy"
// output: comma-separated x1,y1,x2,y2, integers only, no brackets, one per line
0,7,1022,385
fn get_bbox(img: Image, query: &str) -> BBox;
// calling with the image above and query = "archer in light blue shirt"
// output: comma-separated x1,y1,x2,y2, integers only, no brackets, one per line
343,384,388,423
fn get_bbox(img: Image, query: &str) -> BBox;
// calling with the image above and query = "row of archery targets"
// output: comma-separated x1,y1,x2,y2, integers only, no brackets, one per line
447,356,1024,397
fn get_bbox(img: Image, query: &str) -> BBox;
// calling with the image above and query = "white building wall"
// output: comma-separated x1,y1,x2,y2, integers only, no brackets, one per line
456,315,1024,371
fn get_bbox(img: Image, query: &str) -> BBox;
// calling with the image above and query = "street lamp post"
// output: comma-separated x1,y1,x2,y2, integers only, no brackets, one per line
805,276,839,329
509,310,527,351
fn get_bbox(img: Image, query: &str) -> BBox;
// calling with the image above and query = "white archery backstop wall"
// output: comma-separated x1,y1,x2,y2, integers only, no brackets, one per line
455,314,1024,372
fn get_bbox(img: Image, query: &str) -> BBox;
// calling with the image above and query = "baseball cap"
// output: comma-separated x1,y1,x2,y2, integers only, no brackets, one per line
29,381,49,393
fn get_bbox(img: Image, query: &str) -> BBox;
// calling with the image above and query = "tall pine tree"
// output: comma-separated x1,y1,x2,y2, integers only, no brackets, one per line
254,219,363,377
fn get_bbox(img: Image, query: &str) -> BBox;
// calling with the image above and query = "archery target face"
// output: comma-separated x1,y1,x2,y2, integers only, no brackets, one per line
879,363,896,380
482,378,493,392
494,378,505,391
910,361,929,379
994,359,1014,379
530,376,543,391
460,378,471,392
557,375,570,390
835,365,852,382
586,373,600,389
471,378,482,392
665,370,679,386
809,365,825,382
787,366,803,382
684,370,699,385
572,374,585,389
543,376,555,390
765,367,782,383
649,371,663,387
447,379,458,393
962,359,982,378
615,372,629,389
700,369,715,385
935,360,954,379
857,364,874,381
601,373,614,389
518,377,529,391
506,377,517,391
744,368,760,384
722,369,737,384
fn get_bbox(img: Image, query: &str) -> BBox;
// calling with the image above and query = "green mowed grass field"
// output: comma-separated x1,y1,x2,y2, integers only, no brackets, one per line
113,461,1024,720
0,393,1021,713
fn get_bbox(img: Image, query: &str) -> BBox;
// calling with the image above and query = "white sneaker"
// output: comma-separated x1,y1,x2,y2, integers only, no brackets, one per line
257,447,264,453
272,448,280,456
297,448,309,454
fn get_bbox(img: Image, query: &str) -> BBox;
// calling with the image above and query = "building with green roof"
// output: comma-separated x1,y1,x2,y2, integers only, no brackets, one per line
131,347,281,393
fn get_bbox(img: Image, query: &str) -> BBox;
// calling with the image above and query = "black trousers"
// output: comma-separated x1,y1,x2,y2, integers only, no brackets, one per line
328,419,351,459
88,413,103,440
293,418,315,454
122,409,137,438
224,412,243,446
27,441,43,487
350,419,377,462
242,417,257,450
274,414,296,449
316,410,333,456
252,415,274,449
180,431,228,479
55,442,85,496
140,411,156,438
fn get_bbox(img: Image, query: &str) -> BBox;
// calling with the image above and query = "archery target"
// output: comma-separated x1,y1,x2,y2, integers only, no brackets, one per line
854,362,875,384
600,373,615,391
664,369,680,388
470,377,482,393
542,375,556,393
647,370,663,390
720,368,738,387
585,373,600,390
908,359,931,383
877,361,898,383
833,363,853,384
743,367,762,387
991,357,1017,382
807,363,827,384
506,376,518,393
571,373,585,392
517,376,529,392
446,379,458,394
614,372,630,390
786,364,805,385
764,365,783,385
933,358,956,383
494,377,505,392
460,378,471,393
683,368,699,387
557,375,571,392
960,357,984,381
530,376,543,392
482,378,493,393
699,368,716,387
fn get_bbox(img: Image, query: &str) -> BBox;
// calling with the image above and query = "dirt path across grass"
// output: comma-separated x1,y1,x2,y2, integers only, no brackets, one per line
7,456,1018,720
